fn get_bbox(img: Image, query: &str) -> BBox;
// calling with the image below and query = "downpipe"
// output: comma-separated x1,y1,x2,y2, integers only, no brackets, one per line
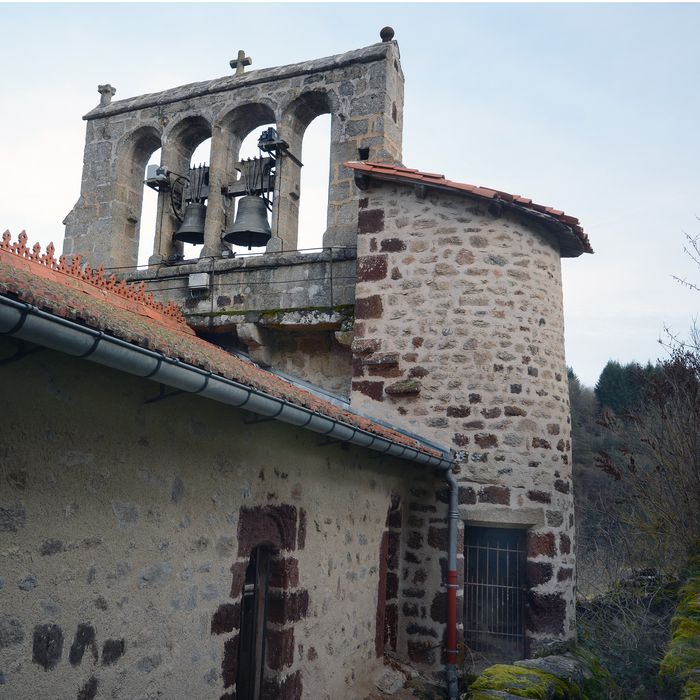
444,466,460,700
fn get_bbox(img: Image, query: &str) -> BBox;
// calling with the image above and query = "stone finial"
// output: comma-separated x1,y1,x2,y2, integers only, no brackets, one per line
380,26,395,42
97,84,117,107
230,50,252,75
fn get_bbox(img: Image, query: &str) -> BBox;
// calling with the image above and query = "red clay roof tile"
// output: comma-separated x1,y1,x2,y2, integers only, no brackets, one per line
347,161,593,256
0,233,442,459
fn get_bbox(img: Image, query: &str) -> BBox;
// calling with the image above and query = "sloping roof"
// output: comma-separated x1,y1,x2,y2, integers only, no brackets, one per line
0,232,442,459
347,161,593,257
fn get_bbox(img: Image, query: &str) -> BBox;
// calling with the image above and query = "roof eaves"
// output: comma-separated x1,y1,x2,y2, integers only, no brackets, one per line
347,161,594,256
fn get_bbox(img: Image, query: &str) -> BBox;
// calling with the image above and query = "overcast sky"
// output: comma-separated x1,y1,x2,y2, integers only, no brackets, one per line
1,3,698,386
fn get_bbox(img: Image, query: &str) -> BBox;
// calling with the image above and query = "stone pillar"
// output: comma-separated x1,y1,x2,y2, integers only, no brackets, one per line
269,125,302,252
149,141,190,264
202,124,238,258
322,41,404,249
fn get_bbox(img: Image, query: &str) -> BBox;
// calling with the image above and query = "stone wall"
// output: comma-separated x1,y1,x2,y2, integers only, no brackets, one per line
126,249,356,397
349,183,576,657
63,40,404,268
0,340,433,699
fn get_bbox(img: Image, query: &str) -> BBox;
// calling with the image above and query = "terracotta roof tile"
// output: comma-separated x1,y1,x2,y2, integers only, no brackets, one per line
347,162,593,256
0,233,442,459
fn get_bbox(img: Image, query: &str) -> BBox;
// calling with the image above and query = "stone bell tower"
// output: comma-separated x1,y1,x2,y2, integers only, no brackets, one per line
63,33,404,270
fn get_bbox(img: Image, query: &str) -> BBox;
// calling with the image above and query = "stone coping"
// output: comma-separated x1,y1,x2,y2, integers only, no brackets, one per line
84,42,394,120
125,247,357,282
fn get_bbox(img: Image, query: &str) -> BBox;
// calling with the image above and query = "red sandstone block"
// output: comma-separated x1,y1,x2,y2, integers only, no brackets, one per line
559,533,571,554
269,558,300,589
527,490,552,504
478,485,510,505
527,532,556,558
526,561,553,586
430,590,448,624
357,255,388,282
211,603,241,635
558,567,573,581
352,380,384,402
355,295,383,319
358,209,385,234
266,627,295,670
526,591,566,635
237,504,297,558
267,589,309,624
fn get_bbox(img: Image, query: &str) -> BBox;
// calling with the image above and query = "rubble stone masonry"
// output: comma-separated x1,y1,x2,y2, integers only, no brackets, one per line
350,183,576,655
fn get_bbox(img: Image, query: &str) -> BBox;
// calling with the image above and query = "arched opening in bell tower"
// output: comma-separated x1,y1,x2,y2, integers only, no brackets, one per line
178,136,212,261
298,114,330,251
278,90,334,254
113,125,162,269
138,147,162,267
226,123,276,257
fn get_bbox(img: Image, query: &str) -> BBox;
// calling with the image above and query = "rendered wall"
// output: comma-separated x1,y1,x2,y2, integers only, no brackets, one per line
349,183,576,657
0,341,428,699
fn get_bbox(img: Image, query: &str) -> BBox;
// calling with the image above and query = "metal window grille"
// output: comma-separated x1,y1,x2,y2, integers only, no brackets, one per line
464,526,526,663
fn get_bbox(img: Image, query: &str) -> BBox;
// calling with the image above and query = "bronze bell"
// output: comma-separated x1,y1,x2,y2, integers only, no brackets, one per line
173,202,206,245
223,195,272,249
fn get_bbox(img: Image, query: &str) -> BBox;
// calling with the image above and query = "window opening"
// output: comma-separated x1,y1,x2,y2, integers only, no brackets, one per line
138,147,161,267
237,546,271,700
464,526,526,663
297,114,330,252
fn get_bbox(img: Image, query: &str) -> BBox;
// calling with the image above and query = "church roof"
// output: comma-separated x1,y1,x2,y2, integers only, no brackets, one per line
347,161,593,257
0,231,445,462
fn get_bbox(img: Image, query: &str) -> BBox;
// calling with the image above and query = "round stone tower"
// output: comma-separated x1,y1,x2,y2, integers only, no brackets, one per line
347,162,592,663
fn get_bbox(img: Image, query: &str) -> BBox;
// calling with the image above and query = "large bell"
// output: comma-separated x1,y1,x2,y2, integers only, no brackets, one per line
173,202,206,245
223,195,272,249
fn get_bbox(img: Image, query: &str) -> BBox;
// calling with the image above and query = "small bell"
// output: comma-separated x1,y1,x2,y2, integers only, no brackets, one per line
173,202,207,245
223,195,272,250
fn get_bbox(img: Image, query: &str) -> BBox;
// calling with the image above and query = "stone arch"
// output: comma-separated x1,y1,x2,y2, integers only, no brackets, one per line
112,124,162,267
236,503,297,559
202,102,278,257
280,90,335,133
162,113,213,152
216,101,277,142
149,115,213,262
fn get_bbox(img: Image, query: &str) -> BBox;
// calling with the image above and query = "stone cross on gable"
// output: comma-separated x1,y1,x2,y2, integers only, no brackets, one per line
97,84,117,107
230,50,252,75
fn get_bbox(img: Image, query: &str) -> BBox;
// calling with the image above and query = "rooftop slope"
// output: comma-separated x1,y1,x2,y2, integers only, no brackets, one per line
0,231,441,458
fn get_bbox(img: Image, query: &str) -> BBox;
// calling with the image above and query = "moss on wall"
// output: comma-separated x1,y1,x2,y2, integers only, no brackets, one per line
464,649,616,700
660,542,700,699
467,664,578,699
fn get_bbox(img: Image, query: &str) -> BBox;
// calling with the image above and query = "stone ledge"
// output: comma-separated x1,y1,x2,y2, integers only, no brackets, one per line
126,247,357,282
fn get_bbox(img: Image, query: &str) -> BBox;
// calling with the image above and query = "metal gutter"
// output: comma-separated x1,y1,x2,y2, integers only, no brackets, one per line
0,295,454,471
